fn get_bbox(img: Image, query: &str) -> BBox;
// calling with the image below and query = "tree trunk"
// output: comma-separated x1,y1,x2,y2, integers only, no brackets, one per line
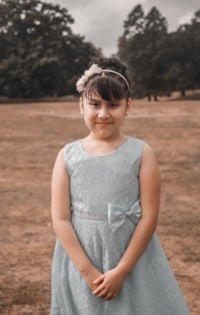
147,94,151,101
153,94,158,101
180,90,186,96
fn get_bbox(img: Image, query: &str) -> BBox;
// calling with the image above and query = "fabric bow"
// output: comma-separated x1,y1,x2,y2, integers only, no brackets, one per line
108,200,141,232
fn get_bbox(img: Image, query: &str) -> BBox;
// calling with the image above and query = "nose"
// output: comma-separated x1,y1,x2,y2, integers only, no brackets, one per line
98,106,110,119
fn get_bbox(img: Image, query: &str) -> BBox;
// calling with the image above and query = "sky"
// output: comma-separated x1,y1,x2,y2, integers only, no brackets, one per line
41,0,199,56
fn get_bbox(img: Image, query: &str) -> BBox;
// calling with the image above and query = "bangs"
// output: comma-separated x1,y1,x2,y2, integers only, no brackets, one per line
84,76,128,100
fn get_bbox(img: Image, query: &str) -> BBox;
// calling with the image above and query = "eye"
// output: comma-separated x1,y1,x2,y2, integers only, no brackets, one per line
109,102,120,109
90,102,100,107
88,99,100,107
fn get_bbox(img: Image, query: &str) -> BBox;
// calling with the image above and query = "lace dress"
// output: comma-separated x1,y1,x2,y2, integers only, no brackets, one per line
51,137,190,315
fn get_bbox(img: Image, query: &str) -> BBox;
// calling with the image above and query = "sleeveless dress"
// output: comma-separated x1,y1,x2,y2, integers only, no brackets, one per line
51,137,190,315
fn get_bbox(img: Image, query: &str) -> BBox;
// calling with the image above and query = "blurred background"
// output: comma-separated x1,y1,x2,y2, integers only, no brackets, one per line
0,1,199,314
0,0,199,100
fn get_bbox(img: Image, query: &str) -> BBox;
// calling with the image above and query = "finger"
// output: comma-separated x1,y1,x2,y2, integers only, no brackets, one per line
105,289,118,300
93,287,108,298
93,275,105,284
93,287,106,296
93,283,105,295
104,292,114,300
96,289,108,298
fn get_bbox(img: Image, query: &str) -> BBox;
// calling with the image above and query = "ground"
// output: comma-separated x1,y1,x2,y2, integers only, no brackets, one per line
0,96,199,314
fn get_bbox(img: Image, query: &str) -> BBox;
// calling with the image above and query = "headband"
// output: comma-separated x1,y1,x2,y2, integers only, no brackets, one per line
76,64,129,93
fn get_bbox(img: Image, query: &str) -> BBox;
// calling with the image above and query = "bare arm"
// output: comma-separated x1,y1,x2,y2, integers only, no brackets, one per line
51,148,102,289
93,143,160,299
116,143,160,273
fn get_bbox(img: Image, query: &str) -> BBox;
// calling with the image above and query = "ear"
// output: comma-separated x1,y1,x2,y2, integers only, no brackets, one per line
79,97,84,115
125,98,132,116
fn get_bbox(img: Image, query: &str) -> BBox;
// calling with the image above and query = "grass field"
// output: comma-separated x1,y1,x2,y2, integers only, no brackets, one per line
0,97,199,314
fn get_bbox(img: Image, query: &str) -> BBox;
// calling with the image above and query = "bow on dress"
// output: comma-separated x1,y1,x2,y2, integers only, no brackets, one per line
108,200,141,232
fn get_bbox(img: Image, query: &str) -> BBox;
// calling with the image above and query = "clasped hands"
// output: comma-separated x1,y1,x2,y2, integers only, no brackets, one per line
85,266,127,301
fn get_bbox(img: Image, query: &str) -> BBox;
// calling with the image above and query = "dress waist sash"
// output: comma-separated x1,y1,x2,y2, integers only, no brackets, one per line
72,200,141,233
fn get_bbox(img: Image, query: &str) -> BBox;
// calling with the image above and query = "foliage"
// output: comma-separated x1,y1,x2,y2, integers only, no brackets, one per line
0,0,101,97
118,5,200,100
0,1,199,99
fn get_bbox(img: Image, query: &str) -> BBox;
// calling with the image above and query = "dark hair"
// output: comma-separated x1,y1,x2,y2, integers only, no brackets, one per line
83,57,130,100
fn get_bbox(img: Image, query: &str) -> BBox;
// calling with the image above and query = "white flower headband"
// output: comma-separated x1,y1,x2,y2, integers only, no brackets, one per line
76,64,130,93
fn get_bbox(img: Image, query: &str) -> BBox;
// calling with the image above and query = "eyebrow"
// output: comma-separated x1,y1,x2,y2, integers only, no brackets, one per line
88,98,100,102
88,97,119,102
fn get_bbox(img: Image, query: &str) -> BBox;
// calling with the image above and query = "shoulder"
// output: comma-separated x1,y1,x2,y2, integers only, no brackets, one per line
63,139,81,161
128,136,145,146
142,142,158,162
128,137,157,160
63,139,82,174
139,143,161,205
127,137,160,176
140,142,160,178
127,137,145,163
53,139,80,173
127,136,145,154
64,139,80,153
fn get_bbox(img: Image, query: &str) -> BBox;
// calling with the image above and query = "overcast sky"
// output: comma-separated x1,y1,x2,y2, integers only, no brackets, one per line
42,0,199,56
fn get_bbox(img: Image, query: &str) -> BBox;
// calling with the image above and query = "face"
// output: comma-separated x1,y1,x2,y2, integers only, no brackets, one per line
80,91,131,140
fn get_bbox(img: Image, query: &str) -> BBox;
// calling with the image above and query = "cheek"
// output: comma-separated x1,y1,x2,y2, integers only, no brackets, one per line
115,109,127,120
83,109,97,121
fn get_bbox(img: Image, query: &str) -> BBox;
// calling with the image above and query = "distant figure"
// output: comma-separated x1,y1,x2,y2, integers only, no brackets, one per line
50,57,190,314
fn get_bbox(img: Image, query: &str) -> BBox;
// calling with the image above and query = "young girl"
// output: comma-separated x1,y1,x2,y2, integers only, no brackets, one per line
50,58,190,314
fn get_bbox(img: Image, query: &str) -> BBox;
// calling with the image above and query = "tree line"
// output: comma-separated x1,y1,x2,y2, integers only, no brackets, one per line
118,5,200,100
0,0,101,98
0,0,199,99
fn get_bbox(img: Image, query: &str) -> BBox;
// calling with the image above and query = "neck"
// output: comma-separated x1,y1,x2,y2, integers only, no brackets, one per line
81,134,128,156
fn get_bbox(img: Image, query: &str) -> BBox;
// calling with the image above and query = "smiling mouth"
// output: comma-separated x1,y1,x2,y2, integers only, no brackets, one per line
95,122,113,124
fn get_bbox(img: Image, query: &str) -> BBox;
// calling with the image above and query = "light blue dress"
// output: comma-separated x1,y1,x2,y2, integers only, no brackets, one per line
51,137,190,315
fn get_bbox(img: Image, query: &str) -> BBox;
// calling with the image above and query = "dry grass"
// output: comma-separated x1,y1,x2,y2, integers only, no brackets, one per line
0,97,199,314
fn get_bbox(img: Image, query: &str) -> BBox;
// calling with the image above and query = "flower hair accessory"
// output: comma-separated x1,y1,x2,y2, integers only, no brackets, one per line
76,64,102,93
76,64,129,93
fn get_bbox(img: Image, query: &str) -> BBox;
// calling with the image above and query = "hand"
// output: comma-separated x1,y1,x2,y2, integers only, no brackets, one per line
92,267,127,300
83,266,103,291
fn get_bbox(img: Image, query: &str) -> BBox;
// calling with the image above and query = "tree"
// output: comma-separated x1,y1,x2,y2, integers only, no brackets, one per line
0,0,100,97
190,9,200,90
123,4,145,38
118,5,200,99
163,9,200,96
144,6,167,34
118,6,168,100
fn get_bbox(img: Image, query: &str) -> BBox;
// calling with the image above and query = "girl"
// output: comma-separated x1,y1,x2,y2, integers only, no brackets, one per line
50,58,190,314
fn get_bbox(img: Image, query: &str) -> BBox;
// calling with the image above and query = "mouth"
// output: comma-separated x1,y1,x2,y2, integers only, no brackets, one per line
95,122,113,125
